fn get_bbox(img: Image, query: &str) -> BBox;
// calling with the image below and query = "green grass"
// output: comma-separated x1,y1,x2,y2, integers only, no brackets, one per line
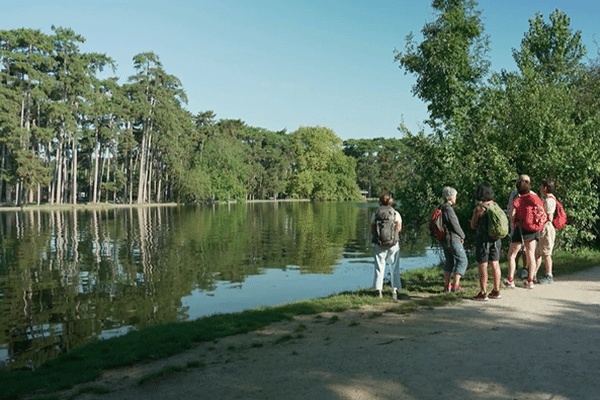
1,248,598,400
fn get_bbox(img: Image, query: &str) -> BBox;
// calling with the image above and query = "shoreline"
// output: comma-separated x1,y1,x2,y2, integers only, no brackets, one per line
0,199,322,213
0,202,179,212
30,265,600,400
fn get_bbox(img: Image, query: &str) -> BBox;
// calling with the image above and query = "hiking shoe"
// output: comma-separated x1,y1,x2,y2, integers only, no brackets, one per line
451,285,463,293
489,290,502,299
520,268,529,280
502,278,516,289
538,275,554,284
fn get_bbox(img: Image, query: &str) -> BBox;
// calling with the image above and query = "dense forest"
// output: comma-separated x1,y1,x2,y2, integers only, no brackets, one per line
2,1,600,248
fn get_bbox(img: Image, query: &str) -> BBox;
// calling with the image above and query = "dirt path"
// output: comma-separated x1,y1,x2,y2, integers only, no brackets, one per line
55,267,600,400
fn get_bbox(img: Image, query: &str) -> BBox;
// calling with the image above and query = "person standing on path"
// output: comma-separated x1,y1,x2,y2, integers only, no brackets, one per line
533,179,558,284
470,182,502,301
439,187,468,293
506,174,533,281
506,178,543,289
371,192,402,299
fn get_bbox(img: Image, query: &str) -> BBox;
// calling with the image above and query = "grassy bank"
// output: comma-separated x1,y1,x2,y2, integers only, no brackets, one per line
2,248,599,400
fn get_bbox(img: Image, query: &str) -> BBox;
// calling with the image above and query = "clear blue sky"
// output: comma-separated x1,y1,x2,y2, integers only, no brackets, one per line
3,1,599,140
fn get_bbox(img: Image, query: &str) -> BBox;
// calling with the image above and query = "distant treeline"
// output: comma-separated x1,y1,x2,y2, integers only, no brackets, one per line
0,27,361,206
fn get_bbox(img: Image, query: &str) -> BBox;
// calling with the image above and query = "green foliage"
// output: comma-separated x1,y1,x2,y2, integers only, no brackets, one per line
288,126,361,201
395,0,490,126
392,2,600,248
513,9,586,83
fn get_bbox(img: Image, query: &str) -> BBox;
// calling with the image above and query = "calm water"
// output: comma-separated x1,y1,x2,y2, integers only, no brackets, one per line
0,202,440,369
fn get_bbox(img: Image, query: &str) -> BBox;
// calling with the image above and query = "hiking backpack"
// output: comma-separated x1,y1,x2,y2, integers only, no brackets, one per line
484,201,509,240
550,196,567,230
373,206,398,246
428,207,446,242
514,192,548,232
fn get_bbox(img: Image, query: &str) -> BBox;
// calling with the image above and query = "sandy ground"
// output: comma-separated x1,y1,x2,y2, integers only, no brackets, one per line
50,267,600,400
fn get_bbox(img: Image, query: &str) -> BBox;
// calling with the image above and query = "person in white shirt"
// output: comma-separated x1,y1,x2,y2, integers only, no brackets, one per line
370,192,402,299
533,179,557,284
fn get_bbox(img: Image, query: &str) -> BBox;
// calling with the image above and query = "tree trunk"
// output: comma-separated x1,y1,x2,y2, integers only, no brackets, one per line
53,134,63,204
71,135,78,204
92,133,100,203
136,127,149,204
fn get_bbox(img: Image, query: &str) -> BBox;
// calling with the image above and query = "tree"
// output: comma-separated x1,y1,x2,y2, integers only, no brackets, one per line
343,139,379,197
197,119,249,201
395,0,490,128
288,126,360,201
123,52,188,203
239,126,293,200
0,28,55,204
513,9,586,84
491,10,598,247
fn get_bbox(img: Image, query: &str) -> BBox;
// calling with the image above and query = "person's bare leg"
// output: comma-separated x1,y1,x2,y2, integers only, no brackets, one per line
490,260,501,291
544,254,553,276
507,242,522,280
478,262,488,293
534,253,542,279
525,240,537,286
443,271,451,287
452,273,461,287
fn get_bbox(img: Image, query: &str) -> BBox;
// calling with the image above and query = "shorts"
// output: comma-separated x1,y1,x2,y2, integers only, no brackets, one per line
475,239,501,263
441,235,468,276
511,226,539,243
536,222,556,257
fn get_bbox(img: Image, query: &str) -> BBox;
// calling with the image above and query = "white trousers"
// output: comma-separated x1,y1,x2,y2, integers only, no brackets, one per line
373,242,401,291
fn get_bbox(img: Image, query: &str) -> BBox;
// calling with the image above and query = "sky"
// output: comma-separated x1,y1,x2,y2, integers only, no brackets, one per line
3,0,600,140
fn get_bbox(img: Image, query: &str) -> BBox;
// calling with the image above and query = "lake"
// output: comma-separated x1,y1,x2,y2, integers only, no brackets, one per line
0,202,441,369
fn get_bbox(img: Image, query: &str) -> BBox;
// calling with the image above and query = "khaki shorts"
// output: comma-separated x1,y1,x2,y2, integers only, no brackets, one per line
536,222,556,257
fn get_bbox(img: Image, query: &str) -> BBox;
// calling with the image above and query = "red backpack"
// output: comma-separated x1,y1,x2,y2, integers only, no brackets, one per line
514,192,548,232
428,208,446,241
550,196,567,230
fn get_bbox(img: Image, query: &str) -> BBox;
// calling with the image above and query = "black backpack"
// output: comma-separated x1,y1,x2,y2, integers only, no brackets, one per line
373,206,398,246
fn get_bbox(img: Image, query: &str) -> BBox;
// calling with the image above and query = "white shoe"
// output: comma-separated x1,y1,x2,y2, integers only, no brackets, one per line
502,278,516,289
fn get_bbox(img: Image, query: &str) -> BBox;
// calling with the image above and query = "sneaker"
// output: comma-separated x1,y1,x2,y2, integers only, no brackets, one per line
502,278,516,289
375,290,383,298
523,280,534,289
473,292,489,301
392,290,398,300
488,290,502,299
443,285,452,293
538,275,554,284
520,268,529,280
451,285,463,293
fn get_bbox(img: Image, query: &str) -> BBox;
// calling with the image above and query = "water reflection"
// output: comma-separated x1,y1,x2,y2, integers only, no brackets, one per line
0,203,440,370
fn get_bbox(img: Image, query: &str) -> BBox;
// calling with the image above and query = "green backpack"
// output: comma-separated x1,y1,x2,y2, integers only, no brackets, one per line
485,201,509,240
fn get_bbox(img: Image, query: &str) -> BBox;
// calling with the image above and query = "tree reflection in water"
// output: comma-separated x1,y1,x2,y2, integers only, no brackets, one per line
0,202,437,370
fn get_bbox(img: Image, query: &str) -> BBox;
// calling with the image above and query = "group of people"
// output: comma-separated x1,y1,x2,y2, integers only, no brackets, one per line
370,174,560,301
